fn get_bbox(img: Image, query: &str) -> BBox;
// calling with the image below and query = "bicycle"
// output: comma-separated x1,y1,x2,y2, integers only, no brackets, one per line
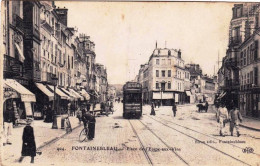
79,122,89,142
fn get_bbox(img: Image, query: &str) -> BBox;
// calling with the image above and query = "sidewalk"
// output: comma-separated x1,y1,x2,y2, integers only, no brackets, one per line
1,115,81,165
240,117,260,131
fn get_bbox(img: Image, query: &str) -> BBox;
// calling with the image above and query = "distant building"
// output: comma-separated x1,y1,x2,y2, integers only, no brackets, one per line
137,44,186,105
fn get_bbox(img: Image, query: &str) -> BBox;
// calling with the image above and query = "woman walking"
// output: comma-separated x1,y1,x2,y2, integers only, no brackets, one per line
19,118,36,163
150,102,156,116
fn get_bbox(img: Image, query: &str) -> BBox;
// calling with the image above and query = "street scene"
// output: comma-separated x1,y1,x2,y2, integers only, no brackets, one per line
1,1,260,166
2,103,260,165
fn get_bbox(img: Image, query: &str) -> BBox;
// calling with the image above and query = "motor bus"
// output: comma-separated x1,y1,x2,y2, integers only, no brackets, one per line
123,82,142,119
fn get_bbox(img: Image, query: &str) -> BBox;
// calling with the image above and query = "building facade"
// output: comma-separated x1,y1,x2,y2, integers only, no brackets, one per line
219,3,260,118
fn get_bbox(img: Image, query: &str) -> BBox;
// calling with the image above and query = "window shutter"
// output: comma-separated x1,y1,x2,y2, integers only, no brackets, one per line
255,40,258,61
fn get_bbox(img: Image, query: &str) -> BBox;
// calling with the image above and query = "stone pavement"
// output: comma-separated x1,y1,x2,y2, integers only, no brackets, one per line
150,104,260,131
1,115,81,165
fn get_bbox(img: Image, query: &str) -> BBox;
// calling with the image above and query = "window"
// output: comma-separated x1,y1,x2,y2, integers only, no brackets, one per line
161,83,165,91
156,59,159,65
156,70,159,77
168,59,171,65
156,83,159,89
247,48,250,64
244,50,246,66
254,67,258,85
168,70,171,77
162,70,165,77
240,52,243,66
250,71,253,84
247,73,250,84
168,82,171,89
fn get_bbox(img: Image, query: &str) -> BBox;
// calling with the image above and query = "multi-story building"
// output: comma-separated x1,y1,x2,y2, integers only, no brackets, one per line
96,63,108,103
220,3,260,109
218,3,260,118
2,1,36,119
238,6,260,118
137,45,186,105
2,1,109,119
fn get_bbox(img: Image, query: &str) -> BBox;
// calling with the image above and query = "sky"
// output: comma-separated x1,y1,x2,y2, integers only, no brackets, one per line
56,2,234,84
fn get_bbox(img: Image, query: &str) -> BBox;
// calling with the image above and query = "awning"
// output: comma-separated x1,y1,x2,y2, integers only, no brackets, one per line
153,92,174,99
47,85,70,100
4,79,36,102
185,91,192,96
80,89,90,100
15,43,25,62
69,89,84,101
35,83,54,101
60,88,76,101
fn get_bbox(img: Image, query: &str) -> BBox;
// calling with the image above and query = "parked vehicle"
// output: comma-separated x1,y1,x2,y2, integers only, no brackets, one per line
123,82,142,119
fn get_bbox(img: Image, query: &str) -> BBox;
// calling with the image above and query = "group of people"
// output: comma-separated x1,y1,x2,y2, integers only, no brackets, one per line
216,101,243,137
150,100,177,117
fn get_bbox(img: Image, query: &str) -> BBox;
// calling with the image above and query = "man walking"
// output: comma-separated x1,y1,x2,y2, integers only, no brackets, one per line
3,101,15,145
229,106,243,137
172,101,177,117
216,102,229,137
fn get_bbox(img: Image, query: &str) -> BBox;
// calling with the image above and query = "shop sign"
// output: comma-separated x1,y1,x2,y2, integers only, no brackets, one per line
4,87,19,101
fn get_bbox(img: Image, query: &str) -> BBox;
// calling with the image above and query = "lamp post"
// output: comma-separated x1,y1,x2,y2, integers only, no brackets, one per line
51,74,58,129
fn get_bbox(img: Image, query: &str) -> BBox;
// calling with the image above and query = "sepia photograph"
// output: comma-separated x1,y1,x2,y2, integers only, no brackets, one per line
0,1,260,165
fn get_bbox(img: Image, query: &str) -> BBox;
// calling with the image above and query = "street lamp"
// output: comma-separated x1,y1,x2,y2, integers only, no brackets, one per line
51,74,58,129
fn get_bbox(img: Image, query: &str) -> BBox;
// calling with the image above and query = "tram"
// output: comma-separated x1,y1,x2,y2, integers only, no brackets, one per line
123,82,142,119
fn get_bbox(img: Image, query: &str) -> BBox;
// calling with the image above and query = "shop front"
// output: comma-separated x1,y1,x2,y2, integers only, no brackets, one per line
152,91,174,106
33,83,54,119
3,79,36,123
46,85,70,115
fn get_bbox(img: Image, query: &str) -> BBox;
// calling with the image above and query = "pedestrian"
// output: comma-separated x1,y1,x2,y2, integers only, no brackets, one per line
216,102,229,137
71,103,76,116
205,100,209,113
150,102,156,115
67,103,71,117
44,104,53,123
229,106,243,137
3,101,15,145
157,101,160,108
154,101,157,108
172,101,177,117
76,107,81,124
82,109,96,140
109,101,114,114
86,102,91,112
19,118,36,163
105,101,109,116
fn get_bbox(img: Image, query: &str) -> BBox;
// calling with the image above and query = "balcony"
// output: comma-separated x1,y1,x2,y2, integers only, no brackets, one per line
42,72,56,84
229,36,242,47
4,55,23,78
12,14,24,33
224,57,238,70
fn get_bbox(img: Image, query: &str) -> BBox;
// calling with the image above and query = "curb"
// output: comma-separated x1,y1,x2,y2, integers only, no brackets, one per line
15,122,82,163
37,123,82,151
239,124,260,132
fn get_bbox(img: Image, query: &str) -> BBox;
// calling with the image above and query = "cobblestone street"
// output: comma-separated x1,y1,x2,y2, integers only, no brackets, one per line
3,103,259,166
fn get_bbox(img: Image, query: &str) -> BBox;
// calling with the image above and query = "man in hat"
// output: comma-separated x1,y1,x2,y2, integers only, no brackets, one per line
216,102,229,136
81,109,96,140
3,101,15,145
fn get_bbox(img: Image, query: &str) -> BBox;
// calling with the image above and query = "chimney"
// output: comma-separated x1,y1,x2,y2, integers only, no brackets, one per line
55,8,68,26
178,49,181,59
